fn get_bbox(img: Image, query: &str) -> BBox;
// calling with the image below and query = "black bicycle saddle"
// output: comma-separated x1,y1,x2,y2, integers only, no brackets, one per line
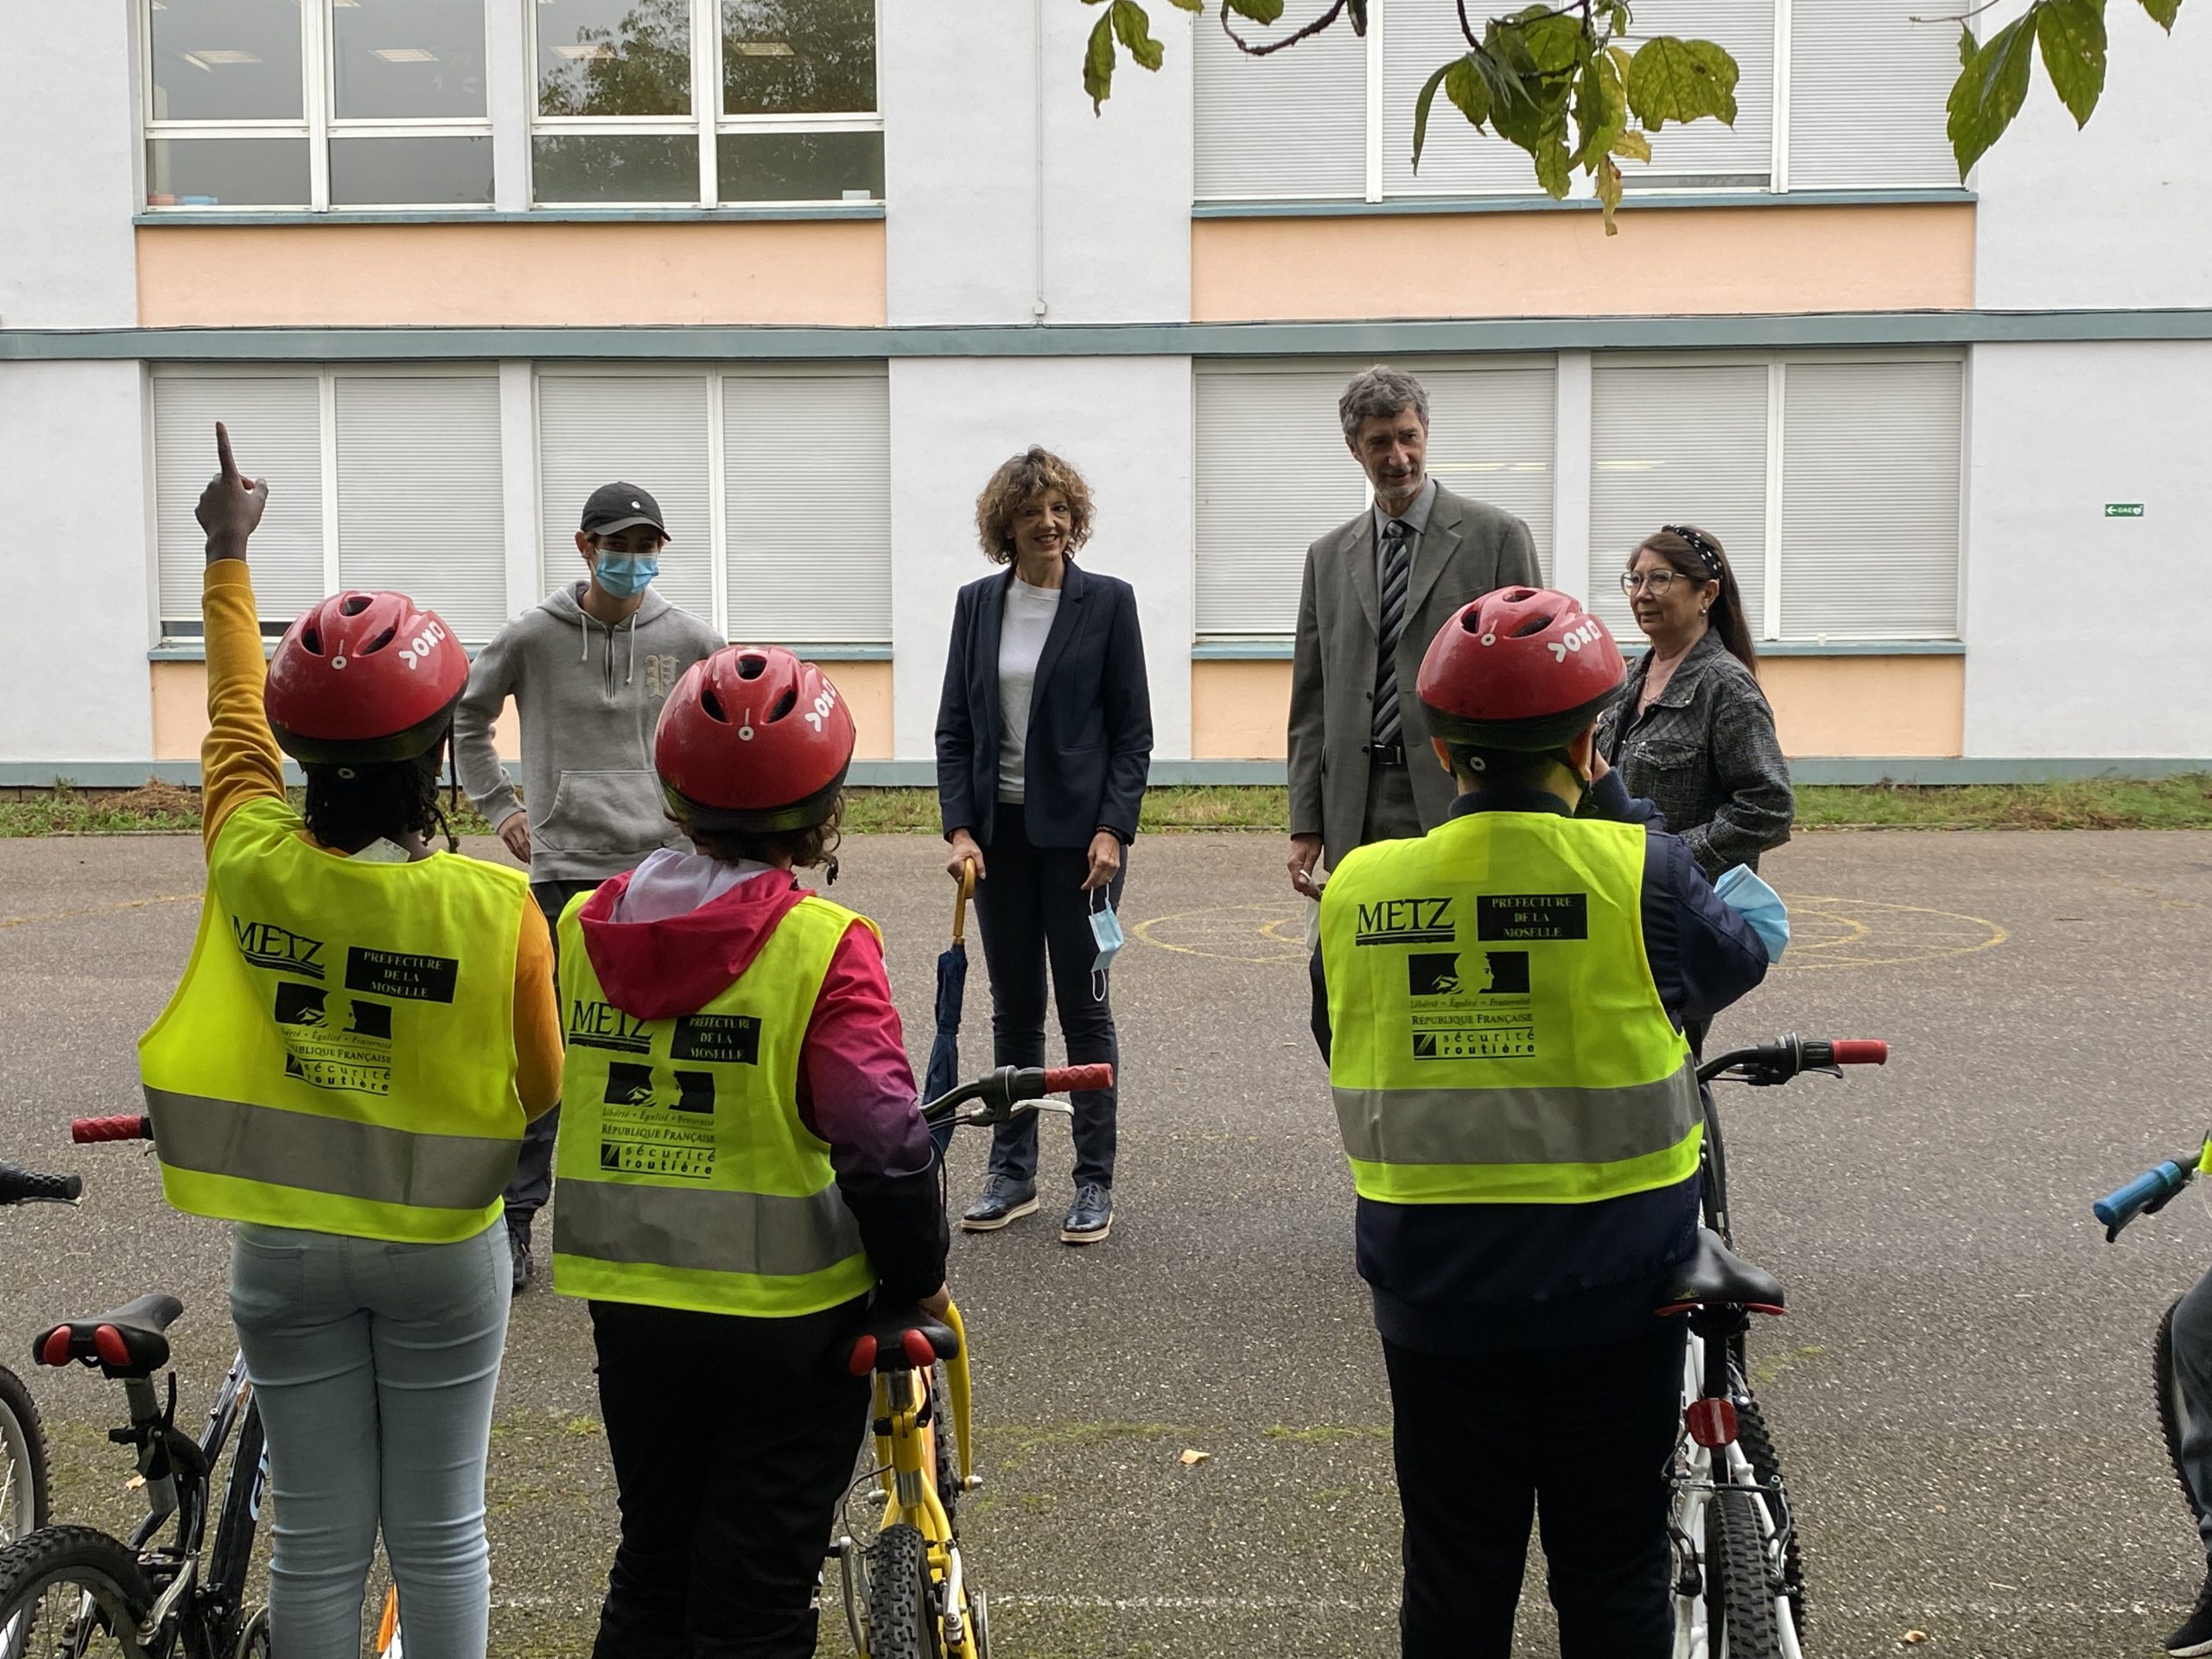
846,1304,961,1376
34,1292,185,1378
1656,1229,1785,1316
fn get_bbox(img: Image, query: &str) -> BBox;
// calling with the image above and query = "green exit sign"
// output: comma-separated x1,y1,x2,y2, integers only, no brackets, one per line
2106,503,2146,518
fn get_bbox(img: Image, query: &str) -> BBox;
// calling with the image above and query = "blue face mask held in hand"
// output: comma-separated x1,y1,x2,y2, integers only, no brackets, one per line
1713,864,1789,964
593,550,659,599
1090,892,1125,1000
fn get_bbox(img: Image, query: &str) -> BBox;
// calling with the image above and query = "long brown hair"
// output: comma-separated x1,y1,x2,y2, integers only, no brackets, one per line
1632,525,1758,672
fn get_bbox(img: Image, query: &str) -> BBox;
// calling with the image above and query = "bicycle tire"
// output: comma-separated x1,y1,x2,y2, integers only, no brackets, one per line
230,1607,270,1659
0,1367,50,1548
863,1523,938,1659
931,1370,960,1534
1732,1395,1808,1637
2158,1300,2207,1525
0,1524,157,1658
1707,1489,1783,1659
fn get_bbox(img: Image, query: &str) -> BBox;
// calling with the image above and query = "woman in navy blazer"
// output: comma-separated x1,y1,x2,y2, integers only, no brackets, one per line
937,447,1153,1245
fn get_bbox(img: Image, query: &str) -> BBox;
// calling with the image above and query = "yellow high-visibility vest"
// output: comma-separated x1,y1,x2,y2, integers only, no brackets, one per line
550,888,874,1317
1319,809,1700,1205
139,798,529,1243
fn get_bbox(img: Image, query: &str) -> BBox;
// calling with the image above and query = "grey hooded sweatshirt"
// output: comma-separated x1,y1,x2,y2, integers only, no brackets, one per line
455,583,724,884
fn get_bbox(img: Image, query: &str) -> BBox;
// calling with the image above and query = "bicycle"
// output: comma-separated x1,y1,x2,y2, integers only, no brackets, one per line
829,1061,1107,1659
0,1112,270,1659
2094,1141,2212,1538
0,1158,82,1551
1664,1033,1888,1659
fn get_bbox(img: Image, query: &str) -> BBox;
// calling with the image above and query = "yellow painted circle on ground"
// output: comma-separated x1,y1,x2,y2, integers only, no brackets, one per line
1131,903,1310,964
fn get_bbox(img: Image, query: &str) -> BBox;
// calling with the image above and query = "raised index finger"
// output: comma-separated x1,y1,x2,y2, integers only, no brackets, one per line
214,422,238,484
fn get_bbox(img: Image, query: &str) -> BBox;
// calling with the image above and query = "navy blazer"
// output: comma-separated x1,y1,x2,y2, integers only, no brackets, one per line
935,560,1154,849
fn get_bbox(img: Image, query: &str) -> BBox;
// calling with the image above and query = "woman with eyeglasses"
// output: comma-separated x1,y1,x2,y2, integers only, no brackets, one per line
1595,525,1793,876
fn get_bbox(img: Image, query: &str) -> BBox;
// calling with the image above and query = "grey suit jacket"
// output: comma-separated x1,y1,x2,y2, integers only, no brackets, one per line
1287,483,1541,868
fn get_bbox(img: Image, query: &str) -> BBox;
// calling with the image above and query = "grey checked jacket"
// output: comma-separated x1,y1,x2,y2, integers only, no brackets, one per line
1596,629,1795,876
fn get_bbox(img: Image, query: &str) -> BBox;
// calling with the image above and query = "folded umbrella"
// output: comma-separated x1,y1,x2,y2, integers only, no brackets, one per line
925,858,977,1159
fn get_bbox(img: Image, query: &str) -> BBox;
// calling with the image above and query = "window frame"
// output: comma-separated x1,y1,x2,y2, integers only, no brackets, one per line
524,0,885,208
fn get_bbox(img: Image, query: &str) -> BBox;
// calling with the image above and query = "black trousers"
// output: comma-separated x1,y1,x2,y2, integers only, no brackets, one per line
972,810,1123,1189
1383,1323,1684,1659
587,1297,872,1659
505,878,600,1230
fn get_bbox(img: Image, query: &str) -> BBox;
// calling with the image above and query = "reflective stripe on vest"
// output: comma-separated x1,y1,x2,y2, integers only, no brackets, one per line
1319,810,1700,1207
550,888,874,1319
137,798,529,1244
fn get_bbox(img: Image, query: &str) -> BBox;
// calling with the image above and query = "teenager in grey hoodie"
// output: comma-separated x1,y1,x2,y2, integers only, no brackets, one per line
455,481,723,1292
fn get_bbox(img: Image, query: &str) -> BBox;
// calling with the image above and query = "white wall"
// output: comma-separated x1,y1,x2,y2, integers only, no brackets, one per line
887,357,1195,762
0,363,156,761
1962,342,2212,758
0,4,138,327
1974,3,2212,310
881,0,1192,325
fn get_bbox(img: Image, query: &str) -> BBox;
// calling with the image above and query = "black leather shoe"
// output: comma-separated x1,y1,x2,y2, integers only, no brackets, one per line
508,1221,533,1296
2169,1570,2212,1656
960,1175,1039,1232
1061,1183,1112,1245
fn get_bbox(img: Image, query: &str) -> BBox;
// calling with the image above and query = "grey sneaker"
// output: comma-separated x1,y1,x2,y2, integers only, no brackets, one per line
960,1175,1039,1232
1061,1183,1113,1245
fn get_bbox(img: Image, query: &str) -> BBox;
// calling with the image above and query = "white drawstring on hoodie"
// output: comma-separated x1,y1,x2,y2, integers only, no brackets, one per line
576,604,640,687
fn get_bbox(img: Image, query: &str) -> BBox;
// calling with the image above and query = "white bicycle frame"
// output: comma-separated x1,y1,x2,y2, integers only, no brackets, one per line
1668,1325,1803,1659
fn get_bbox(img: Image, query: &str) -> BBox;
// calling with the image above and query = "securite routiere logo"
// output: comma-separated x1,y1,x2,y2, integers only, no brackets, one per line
1353,897,1454,947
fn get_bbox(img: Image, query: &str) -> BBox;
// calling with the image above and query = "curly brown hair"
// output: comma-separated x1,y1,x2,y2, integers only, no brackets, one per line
690,795,844,874
974,446,1096,564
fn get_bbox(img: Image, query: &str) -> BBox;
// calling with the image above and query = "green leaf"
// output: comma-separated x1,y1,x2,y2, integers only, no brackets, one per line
1224,0,1285,22
1958,22,1978,67
1412,58,1452,171
2139,0,2182,28
1947,13,2035,177
1445,54,1492,127
1596,153,1624,232
1512,10,1586,74
1611,127,1652,162
1626,36,1740,130
1535,124,1572,197
1084,10,1116,110
2037,0,2108,126
1112,0,1166,71
1165,0,1203,11
1570,53,1624,169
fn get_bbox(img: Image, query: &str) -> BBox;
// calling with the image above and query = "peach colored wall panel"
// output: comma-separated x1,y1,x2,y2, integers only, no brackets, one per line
1191,205,1976,321
1189,655,1962,761
833,661,894,760
137,223,887,328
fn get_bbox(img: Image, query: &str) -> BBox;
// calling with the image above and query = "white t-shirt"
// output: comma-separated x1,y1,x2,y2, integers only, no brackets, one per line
996,576,1063,805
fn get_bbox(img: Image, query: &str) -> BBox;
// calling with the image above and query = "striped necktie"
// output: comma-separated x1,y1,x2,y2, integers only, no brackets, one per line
1372,517,1413,751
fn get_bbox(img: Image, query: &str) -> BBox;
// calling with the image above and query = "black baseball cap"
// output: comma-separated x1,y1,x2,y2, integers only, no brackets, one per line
581,481,669,539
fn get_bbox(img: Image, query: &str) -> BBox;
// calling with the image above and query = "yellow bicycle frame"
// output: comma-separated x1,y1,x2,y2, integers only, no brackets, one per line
870,1300,979,1659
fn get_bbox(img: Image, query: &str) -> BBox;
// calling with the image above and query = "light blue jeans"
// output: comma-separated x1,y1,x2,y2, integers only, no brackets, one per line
228,1218,511,1659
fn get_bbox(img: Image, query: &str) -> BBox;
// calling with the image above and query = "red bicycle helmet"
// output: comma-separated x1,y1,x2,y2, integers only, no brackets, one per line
264,592,469,766
1416,587,1626,750
655,645,855,833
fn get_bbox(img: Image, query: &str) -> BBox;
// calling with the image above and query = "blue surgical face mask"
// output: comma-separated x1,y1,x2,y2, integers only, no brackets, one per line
1089,892,1125,999
592,548,659,599
1713,865,1789,964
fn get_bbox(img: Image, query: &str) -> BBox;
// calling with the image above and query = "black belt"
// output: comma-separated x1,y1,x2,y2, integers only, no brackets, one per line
1364,740,1407,767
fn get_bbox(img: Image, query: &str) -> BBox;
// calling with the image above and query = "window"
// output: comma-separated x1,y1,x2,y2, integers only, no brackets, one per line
143,0,493,210
1591,353,1963,642
152,368,506,640
1195,361,1555,637
530,0,882,206
1195,0,1961,202
535,366,890,642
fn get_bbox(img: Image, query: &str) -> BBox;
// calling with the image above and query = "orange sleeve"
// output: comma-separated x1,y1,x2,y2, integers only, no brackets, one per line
200,561,289,854
512,899,563,1121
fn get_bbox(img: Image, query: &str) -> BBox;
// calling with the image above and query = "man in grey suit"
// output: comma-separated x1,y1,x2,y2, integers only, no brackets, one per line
1287,366,1543,896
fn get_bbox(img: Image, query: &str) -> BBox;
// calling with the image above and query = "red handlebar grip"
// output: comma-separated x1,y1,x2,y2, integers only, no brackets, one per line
1828,1041,1888,1065
1043,1064,1115,1094
73,1115,152,1143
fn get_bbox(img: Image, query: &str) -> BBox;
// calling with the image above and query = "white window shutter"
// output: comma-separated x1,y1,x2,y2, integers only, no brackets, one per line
1381,9,1536,198
1589,364,1770,639
722,372,890,644
334,376,505,642
1619,0,1775,186
1194,11,1366,200
1417,367,1556,583
1780,360,1961,639
154,374,325,634
1788,2,1961,190
1195,370,1369,636
536,375,715,623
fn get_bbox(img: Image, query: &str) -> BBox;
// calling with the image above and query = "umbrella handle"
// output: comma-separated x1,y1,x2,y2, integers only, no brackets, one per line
953,857,976,944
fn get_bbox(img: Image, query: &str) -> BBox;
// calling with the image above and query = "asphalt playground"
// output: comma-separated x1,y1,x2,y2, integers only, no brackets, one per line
3,826,2209,1658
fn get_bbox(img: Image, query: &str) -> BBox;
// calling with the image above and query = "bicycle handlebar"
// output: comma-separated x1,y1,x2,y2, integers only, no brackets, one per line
1695,1033,1889,1086
2094,1151,2204,1240
0,1160,82,1205
1045,1064,1112,1095
920,1065,1115,1128
73,1115,153,1144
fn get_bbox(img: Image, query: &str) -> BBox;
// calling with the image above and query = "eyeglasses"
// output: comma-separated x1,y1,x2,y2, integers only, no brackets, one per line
1620,569,1702,597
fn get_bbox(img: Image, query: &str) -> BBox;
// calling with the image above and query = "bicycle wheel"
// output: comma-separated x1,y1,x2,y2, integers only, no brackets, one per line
931,1370,961,1532
0,1524,157,1659
863,1523,938,1659
2158,1300,2208,1526
1733,1395,1807,1637
230,1607,270,1659
0,1369,49,1549
1706,1489,1783,1659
